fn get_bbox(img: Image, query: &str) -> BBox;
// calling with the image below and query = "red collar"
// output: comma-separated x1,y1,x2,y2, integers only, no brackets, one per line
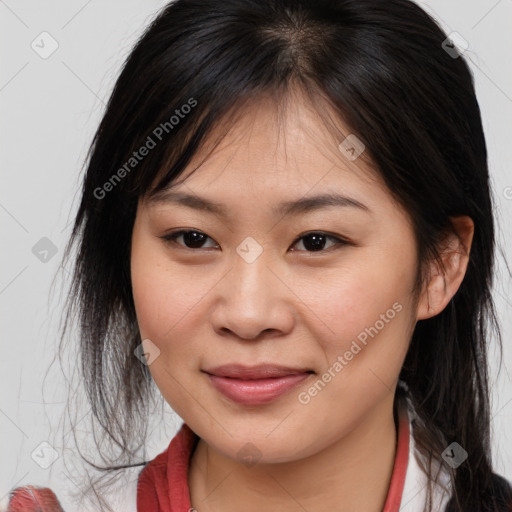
137,404,410,511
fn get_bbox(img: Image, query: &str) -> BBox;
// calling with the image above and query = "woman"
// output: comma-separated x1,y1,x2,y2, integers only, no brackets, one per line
6,0,512,511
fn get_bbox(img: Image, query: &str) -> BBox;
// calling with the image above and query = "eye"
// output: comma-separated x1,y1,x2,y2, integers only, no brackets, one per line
289,232,348,252
160,229,349,253
160,229,218,249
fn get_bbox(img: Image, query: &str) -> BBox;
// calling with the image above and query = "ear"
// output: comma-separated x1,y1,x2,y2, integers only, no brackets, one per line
416,215,474,320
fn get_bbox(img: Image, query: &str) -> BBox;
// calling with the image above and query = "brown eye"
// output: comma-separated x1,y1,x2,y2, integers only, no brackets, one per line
290,232,347,252
160,230,218,249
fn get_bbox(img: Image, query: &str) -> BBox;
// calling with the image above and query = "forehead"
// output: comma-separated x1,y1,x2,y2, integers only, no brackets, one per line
148,92,386,206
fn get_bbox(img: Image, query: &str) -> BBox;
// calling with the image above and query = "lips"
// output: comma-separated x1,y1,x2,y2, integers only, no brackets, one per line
202,364,315,405
203,364,314,379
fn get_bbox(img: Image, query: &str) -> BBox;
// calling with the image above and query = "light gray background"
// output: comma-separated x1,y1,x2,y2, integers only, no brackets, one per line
1,1,511,510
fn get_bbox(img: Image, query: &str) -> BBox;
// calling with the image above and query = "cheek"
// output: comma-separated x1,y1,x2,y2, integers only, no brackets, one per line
131,258,201,342
131,228,175,340
130,244,208,414
297,251,416,354
131,238,223,370
131,262,168,340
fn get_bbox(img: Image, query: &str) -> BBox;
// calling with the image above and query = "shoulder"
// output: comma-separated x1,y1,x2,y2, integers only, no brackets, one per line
442,472,512,511
136,445,170,505
490,472,512,511
401,393,512,512
437,473,512,512
137,422,198,511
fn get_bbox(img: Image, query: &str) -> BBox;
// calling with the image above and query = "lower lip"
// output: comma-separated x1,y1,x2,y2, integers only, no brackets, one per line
205,372,312,405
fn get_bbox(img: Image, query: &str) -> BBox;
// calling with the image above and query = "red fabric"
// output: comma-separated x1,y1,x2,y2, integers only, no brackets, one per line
6,486,65,512
383,401,410,512
137,409,410,512
137,423,198,511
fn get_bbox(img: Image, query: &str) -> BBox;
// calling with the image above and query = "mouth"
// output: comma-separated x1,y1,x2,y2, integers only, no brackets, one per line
202,364,315,405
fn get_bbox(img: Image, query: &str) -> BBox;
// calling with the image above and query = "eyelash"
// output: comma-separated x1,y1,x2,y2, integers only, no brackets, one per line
159,229,350,253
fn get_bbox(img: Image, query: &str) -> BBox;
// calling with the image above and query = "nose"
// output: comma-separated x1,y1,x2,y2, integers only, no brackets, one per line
210,248,295,341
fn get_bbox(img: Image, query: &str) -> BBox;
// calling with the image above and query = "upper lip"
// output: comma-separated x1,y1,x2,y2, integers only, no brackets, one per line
203,364,314,379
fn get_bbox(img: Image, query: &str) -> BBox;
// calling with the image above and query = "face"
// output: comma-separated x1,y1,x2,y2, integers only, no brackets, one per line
130,93,421,464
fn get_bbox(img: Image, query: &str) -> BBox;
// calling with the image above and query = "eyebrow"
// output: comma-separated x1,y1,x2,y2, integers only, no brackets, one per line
148,190,371,217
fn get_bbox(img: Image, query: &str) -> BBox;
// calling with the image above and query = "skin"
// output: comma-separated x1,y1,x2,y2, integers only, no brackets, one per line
130,91,474,512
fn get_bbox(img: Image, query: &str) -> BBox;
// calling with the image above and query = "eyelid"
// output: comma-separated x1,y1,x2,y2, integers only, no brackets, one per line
159,229,352,252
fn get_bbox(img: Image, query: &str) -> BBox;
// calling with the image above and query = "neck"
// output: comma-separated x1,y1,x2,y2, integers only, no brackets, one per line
188,393,399,512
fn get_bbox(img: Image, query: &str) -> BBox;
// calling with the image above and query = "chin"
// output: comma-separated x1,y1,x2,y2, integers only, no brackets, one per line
197,424,319,465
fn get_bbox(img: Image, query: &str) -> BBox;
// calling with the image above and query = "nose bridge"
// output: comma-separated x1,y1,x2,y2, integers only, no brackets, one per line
211,236,293,339
230,237,274,304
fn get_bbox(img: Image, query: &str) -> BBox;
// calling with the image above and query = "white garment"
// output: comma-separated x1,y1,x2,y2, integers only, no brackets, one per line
398,395,453,511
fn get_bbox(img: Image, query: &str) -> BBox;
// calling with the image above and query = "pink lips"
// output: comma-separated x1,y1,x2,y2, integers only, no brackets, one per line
203,364,314,405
